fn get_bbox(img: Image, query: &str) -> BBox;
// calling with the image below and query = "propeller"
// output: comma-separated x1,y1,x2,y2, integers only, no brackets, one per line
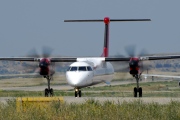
124,44,136,57
23,46,55,75
27,47,40,58
112,45,150,80
124,44,150,72
111,52,129,72
27,46,54,58
26,46,69,81
124,44,148,57
42,46,54,58
110,52,129,80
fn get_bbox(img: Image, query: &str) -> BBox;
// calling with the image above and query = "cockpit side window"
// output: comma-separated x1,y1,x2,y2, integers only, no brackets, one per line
67,67,71,71
78,66,87,71
70,67,78,71
87,66,92,71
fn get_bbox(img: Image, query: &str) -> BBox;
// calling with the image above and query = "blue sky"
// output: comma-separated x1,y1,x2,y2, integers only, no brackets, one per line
0,0,180,57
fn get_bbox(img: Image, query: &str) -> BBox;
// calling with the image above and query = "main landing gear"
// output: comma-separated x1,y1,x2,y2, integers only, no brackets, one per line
44,76,53,97
133,74,142,97
75,88,81,97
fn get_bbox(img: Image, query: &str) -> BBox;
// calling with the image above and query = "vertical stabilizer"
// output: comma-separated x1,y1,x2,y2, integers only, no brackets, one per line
101,17,110,57
64,18,151,57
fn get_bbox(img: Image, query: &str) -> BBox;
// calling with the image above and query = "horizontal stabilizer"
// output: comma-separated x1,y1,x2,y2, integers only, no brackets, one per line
64,19,151,22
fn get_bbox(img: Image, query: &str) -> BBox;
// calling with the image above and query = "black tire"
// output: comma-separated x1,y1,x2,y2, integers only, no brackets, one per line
45,88,49,97
75,91,78,97
50,88,54,97
139,87,142,97
79,90,81,97
134,87,137,97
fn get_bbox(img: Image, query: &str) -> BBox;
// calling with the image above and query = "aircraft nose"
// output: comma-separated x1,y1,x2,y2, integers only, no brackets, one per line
66,72,93,87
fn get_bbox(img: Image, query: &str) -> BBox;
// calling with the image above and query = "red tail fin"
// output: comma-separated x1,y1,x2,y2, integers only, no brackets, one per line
101,17,110,57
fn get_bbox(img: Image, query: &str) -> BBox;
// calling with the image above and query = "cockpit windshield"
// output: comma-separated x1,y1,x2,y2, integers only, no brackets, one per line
67,66,93,71
78,66,86,71
70,67,78,71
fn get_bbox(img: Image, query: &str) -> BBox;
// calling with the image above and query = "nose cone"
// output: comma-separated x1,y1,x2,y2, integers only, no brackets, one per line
39,62,48,68
129,60,138,67
66,72,93,87
129,61,134,66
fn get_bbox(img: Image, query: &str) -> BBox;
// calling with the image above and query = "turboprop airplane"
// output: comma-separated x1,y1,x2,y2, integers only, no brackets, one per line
1,17,180,98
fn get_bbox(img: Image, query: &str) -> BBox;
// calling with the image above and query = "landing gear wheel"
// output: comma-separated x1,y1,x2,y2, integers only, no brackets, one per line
134,87,137,97
79,90,81,97
45,88,49,97
139,87,142,97
50,88,54,97
75,91,78,97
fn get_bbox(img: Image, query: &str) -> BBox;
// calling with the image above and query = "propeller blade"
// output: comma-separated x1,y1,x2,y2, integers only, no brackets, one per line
140,61,151,73
27,48,39,57
42,46,54,58
113,52,126,58
138,48,148,57
124,44,136,57
111,62,129,72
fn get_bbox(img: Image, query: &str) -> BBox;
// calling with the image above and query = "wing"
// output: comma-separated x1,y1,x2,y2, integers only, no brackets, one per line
50,57,77,62
0,54,180,62
105,57,130,61
0,57,35,61
105,55,180,61
146,55,180,60
0,57,78,62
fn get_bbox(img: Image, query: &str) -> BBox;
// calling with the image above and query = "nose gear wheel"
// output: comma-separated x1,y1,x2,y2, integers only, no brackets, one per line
133,74,142,97
75,88,81,97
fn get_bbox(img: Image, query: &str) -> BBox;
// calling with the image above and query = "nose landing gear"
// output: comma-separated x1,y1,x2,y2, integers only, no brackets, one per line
75,88,81,97
133,74,142,97
44,76,53,97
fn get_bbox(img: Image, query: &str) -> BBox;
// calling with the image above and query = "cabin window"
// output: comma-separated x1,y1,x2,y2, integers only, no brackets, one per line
78,66,87,71
70,67,78,71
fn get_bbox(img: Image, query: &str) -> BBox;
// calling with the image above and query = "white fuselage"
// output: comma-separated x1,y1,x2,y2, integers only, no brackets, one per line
66,58,114,88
